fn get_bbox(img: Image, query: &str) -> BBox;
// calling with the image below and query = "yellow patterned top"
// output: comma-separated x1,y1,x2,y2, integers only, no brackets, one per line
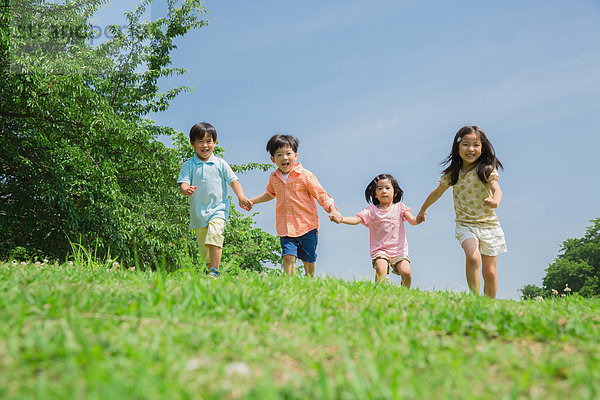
440,168,500,227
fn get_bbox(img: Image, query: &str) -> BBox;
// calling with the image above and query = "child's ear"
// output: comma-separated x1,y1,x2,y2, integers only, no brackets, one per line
270,155,275,163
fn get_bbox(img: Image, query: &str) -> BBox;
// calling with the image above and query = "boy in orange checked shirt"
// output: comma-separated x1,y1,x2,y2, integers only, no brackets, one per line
249,134,342,276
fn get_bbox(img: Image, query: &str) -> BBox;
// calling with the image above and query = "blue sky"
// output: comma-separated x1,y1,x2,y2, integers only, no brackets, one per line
95,0,600,299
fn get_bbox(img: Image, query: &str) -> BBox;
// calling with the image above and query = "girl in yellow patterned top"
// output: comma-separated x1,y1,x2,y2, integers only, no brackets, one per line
417,126,506,298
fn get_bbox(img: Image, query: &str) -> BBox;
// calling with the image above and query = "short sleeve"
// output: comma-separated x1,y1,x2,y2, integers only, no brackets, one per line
356,207,371,227
439,173,451,187
221,160,238,185
487,168,500,182
177,160,192,185
398,202,413,220
265,173,277,197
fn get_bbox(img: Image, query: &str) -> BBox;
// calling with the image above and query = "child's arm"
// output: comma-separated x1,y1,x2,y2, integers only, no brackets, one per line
229,180,252,211
417,183,449,222
404,210,421,226
249,191,275,206
484,180,502,208
303,171,342,221
339,216,362,225
179,182,197,196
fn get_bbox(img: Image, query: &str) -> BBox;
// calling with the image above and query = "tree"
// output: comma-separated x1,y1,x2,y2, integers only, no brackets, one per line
518,284,544,300
521,218,600,298
1,0,279,271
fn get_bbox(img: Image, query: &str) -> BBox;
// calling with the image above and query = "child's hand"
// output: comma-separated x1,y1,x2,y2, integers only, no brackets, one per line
484,197,498,208
329,210,342,224
416,211,427,223
239,197,252,211
184,186,197,196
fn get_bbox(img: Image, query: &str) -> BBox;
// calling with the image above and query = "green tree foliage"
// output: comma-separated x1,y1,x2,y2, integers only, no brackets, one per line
518,284,544,300
521,218,600,298
0,0,279,271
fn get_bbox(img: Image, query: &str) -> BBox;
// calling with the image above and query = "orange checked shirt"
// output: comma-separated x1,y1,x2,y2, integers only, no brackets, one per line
266,163,337,238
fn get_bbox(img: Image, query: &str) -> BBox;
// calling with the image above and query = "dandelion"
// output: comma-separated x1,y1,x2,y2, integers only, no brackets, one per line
551,289,558,296
564,284,571,293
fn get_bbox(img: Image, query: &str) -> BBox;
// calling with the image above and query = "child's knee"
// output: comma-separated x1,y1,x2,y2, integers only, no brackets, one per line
464,250,480,265
482,268,496,281
375,262,388,275
395,260,411,277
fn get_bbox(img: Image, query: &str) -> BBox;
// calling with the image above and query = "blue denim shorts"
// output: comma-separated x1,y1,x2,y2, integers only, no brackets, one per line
280,229,318,263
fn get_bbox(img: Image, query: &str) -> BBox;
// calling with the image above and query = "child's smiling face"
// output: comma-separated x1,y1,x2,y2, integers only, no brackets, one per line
458,132,482,170
375,179,394,207
271,145,298,174
192,132,216,161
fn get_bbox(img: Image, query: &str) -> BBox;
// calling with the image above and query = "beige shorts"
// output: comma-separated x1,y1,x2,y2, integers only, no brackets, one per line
372,254,410,275
455,224,507,256
194,218,226,263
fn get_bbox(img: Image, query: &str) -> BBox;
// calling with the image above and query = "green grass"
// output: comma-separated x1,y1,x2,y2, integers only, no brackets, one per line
1,261,599,399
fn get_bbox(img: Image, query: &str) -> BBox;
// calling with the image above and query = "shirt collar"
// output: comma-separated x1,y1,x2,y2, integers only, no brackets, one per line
276,162,303,179
193,153,216,165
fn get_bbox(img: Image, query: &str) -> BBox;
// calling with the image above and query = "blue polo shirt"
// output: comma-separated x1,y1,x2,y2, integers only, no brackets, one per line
177,154,238,229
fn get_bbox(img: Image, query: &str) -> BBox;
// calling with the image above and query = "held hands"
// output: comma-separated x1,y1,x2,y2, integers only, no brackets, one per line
329,210,342,224
416,211,427,223
239,197,253,211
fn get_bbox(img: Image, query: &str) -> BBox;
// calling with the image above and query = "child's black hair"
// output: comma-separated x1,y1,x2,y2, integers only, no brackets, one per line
441,125,504,185
266,134,299,156
364,174,404,205
190,122,217,143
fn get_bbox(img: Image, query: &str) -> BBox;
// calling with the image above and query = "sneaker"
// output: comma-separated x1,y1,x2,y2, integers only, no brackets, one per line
208,268,220,279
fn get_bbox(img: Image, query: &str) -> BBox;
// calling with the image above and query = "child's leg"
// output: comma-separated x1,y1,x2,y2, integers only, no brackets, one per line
374,259,389,283
303,262,315,276
394,260,412,288
461,238,481,295
203,218,226,272
295,229,318,277
194,227,211,266
282,255,297,275
207,245,223,271
481,255,498,298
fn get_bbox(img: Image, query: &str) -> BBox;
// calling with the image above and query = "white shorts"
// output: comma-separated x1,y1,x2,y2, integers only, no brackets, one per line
455,224,507,257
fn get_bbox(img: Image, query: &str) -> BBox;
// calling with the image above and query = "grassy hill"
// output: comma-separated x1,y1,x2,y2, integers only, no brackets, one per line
1,261,599,399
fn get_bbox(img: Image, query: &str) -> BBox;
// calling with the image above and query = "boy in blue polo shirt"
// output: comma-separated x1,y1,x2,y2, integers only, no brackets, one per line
178,122,252,278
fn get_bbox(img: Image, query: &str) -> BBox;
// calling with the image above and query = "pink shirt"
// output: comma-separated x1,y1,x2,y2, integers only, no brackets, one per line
266,163,337,238
357,202,412,259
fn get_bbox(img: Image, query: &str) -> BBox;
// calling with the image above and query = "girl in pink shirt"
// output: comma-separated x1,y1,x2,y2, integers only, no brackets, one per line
335,174,421,286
